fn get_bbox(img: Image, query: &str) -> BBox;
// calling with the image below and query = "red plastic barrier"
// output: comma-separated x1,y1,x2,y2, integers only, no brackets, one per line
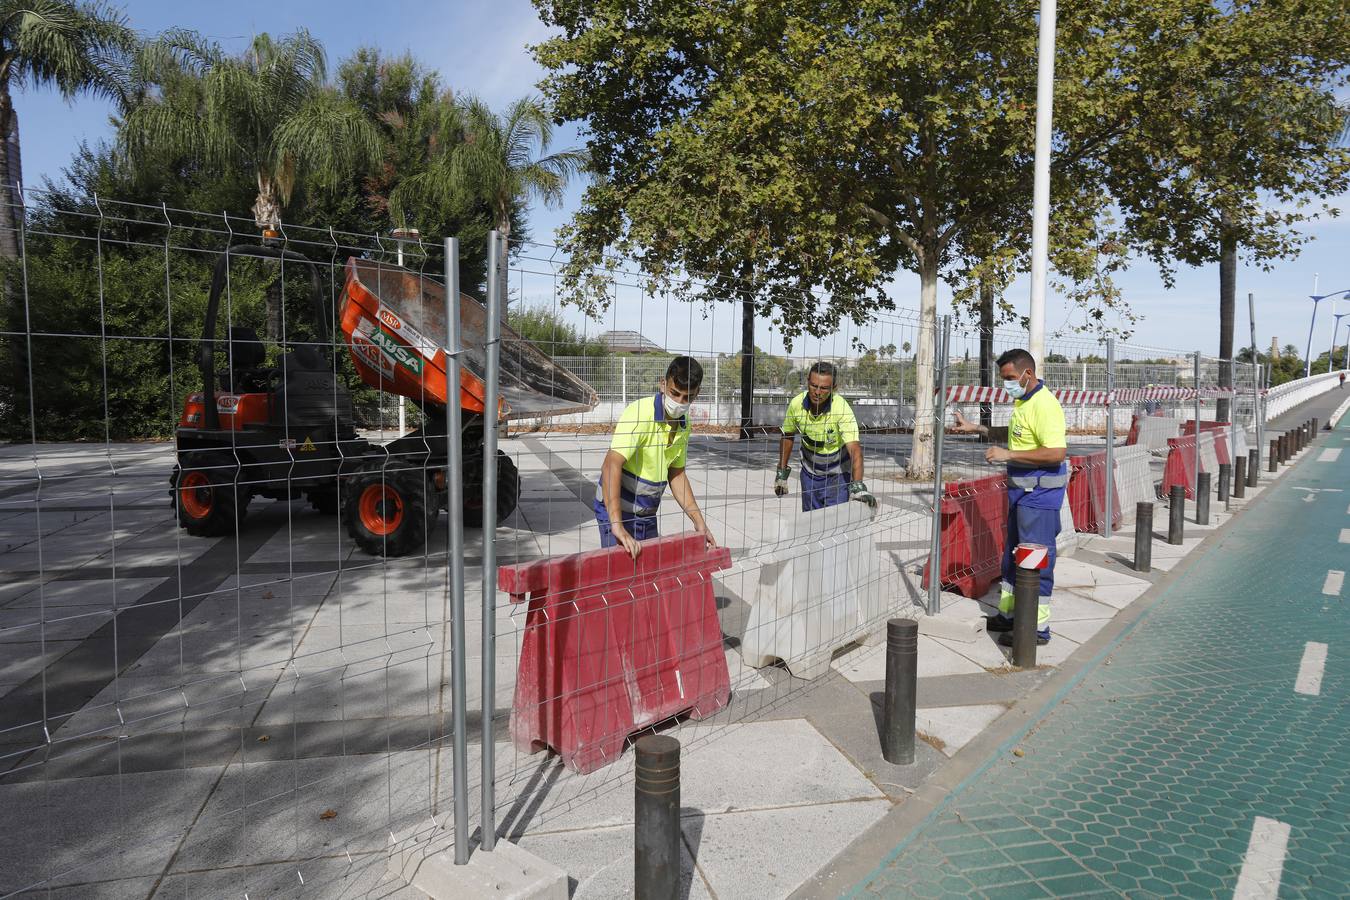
1068,451,1122,533
922,473,1008,598
500,534,731,774
1162,436,1198,500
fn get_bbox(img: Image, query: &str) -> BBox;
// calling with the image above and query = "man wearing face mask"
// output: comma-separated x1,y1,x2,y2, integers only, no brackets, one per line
952,348,1067,646
775,361,876,511
595,355,717,560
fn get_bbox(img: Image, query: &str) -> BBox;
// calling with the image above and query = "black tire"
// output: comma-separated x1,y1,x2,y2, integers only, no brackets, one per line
462,451,520,528
344,463,430,557
173,454,250,537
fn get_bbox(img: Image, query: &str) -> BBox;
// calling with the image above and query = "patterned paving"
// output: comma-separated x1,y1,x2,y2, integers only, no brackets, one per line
854,415,1349,898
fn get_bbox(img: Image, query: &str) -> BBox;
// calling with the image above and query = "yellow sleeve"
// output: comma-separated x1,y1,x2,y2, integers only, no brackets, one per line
671,429,689,469
1035,398,1067,449
839,403,860,445
609,400,648,461
780,398,799,435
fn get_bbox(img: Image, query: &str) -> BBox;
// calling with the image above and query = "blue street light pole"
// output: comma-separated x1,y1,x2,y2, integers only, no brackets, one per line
1332,311,1350,373
1307,288,1350,377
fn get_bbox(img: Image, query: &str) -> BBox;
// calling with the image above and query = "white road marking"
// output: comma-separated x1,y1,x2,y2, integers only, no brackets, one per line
1294,642,1328,697
1234,816,1291,900
1318,448,1342,462
1324,570,1346,597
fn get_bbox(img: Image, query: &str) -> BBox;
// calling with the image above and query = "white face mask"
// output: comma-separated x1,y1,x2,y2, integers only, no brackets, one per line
663,393,689,418
1004,374,1028,399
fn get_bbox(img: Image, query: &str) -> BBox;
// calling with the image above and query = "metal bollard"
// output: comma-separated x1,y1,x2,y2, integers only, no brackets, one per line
1011,553,1042,668
1218,462,1231,505
1269,438,1279,471
882,619,918,765
1196,472,1211,525
1134,501,1153,573
1247,449,1259,488
1312,417,1320,434
635,735,681,900
1168,485,1186,544
1234,456,1247,498
1279,434,1288,463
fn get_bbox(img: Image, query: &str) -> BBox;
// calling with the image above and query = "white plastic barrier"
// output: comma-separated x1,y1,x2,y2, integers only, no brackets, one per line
1057,489,1077,556
1113,444,1156,510
738,500,885,680
1133,415,1185,452
1198,431,1219,476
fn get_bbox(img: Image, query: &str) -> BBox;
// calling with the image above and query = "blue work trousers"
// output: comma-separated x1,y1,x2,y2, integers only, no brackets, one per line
801,470,849,512
999,496,1062,600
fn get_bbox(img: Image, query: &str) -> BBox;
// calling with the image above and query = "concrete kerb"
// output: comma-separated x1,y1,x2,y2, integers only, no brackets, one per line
790,422,1310,899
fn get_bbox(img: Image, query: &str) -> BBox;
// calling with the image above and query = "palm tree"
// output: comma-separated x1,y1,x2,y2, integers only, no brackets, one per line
121,28,380,338
0,0,135,258
394,96,585,319
122,29,381,235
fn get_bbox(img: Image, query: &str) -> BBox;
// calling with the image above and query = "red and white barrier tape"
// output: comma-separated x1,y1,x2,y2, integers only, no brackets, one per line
943,385,1237,405
1013,543,1050,570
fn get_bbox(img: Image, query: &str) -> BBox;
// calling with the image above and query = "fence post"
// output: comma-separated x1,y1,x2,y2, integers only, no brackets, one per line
621,355,627,407
443,238,470,865
1193,351,1202,481
480,230,504,851
712,356,719,425
927,316,951,616
1102,338,1115,538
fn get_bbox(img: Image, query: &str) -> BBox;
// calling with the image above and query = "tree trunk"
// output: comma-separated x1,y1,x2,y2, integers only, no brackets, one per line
0,96,19,261
1217,225,1236,422
252,183,283,234
739,292,754,440
978,279,995,429
907,256,939,479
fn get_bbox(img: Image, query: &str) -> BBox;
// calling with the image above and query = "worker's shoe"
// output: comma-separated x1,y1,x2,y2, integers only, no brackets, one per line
985,614,1014,632
997,628,1050,647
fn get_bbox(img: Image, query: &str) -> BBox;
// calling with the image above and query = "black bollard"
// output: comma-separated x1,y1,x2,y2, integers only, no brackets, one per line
1168,485,1186,544
1134,502,1153,573
1012,561,1041,668
1218,462,1231,504
1313,417,1321,434
1279,434,1288,463
882,619,918,765
635,735,681,900
1247,449,1259,488
1269,438,1280,471
1234,456,1247,499
1196,472,1211,525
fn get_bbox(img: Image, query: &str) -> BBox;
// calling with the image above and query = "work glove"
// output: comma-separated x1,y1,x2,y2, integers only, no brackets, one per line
849,480,877,509
773,467,791,496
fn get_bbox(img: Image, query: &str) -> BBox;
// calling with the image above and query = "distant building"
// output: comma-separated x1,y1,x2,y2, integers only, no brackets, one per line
600,330,665,354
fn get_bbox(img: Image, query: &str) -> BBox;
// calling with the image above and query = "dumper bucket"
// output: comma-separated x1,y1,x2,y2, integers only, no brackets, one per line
338,258,598,420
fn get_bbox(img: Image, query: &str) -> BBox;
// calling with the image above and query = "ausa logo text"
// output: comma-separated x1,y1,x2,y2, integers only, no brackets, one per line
370,325,424,376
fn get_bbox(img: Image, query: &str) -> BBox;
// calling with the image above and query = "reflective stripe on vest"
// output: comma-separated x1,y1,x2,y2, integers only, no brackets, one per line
1007,472,1069,491
595,468,667,516
800,433,846,476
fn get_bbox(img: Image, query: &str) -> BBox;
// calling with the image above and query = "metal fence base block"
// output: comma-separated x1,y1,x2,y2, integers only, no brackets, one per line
388,831,568,900
917,595,988,644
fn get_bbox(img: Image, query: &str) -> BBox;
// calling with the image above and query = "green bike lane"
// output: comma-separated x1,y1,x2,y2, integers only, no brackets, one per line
852,416,1350,898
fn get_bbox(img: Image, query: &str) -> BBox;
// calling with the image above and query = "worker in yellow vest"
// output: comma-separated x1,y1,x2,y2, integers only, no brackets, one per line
774,361,876,511
953,349,1067,646
595,356,717,559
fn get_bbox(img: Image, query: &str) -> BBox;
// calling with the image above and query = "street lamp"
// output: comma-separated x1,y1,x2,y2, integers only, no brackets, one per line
1332,311,1350,373
1306,287,1350,378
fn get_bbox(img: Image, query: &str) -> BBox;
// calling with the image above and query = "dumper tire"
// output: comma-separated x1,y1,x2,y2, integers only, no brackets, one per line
463,451,520,528
345,463,430,557
172,453,250,537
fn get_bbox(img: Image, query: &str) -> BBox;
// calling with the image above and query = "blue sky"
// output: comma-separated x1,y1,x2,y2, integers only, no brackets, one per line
15,0,1350,361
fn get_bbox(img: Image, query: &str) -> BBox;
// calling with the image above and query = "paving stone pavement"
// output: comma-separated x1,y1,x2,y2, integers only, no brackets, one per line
840,407,1349,897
